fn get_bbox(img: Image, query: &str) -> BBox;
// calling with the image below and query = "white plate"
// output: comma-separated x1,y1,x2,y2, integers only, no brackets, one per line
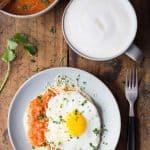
8,67,121,150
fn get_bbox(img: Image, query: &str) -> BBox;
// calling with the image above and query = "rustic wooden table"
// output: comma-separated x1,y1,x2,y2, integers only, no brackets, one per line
0,0,149,150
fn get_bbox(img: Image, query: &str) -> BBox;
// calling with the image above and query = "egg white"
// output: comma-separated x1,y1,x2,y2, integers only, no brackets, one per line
45,90,101,149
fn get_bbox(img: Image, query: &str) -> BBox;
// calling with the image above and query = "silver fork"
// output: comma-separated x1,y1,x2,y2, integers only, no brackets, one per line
125,68,138,150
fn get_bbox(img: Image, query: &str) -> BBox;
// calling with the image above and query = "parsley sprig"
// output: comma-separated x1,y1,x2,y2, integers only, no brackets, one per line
0,33,37,93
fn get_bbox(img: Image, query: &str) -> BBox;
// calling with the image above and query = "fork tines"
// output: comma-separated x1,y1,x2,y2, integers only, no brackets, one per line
126,68,138,89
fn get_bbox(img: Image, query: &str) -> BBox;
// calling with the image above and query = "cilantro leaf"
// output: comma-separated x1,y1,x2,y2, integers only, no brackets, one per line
1,49,16,63
7,39,18,50
24,43,37,55
0,32,38,93
11,33,28,43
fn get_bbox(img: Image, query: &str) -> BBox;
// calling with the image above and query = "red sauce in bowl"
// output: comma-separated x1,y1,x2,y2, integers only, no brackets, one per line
4,0,55,15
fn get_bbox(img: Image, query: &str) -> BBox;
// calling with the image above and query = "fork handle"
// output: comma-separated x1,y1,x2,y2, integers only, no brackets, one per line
128,117,135,150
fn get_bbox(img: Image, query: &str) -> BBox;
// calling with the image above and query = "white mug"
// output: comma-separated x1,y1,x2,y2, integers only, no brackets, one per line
62,0,143,62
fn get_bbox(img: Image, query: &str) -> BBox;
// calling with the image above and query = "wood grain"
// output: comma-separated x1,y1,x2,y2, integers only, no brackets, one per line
0,0,149,150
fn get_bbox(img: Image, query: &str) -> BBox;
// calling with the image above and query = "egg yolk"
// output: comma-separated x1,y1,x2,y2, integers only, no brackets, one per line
65,110,87,137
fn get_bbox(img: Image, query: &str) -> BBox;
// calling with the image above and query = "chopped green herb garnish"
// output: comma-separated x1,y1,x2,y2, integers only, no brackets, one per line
76,74,80,81
58,115,65,123
69,135,73,139
22,4,28,10
81,100,87,106
93,128,100,135
53,121,60,124
49,26,56,33
41,0,49,4
63,97,67,101
72,84,75,87
102,141,108,145
103,128,108,132
83,81,87,85
37,114,46,120
60,104,63,108
32,146,35,149
89,143,98,150
63,97,69,103
37,95,42,100
75,109,78,115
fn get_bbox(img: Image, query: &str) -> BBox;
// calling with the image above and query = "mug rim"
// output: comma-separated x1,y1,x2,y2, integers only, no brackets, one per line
62,0,138,61
0,0,60,19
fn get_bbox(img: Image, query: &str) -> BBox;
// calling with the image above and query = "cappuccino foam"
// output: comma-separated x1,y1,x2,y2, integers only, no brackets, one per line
64,0,137,60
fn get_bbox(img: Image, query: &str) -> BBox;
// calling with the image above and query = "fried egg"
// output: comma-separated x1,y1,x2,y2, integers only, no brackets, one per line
25,75,101,150
45,90,101,149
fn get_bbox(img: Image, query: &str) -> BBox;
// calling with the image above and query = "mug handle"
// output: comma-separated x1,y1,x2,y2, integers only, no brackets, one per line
125,44,143,62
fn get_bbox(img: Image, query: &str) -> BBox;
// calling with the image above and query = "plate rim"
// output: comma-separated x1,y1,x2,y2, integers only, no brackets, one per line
8,67,121,150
